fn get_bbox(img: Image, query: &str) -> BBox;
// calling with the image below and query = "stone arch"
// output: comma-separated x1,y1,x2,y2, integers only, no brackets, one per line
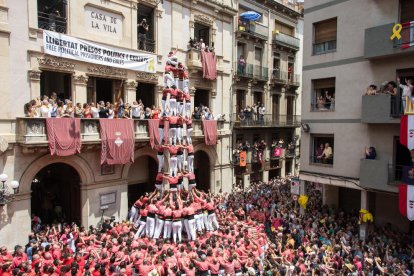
121,147,158,180
19,154,94,194
193,143,218,167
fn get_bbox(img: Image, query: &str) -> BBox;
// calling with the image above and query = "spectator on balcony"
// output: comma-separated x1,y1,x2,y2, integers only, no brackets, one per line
90,103,99,118
98,101,109,118
325,91,335,110
138,18,149,51
259,103,265,124
144,107,152,119
83,103,92,119
365,84,377,95
365,146,377,160
317,95,327,111
199,38,206,51
151,105,160,119
74,103,83,118
398,77,413,110
43,5,61,32
243,106,253,124
315,144,324,163
238,55,246,74
385,81,397,96
187,38,196,50
40,100,50,118
64,101,74,118
317,143,333,164
50,101,57,118
131,100,143,119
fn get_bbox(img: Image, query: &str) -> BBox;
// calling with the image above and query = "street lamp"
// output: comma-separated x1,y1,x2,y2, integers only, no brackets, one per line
0,173,20,206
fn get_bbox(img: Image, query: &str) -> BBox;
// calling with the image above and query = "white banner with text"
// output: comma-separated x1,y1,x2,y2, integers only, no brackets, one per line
43,30,156,73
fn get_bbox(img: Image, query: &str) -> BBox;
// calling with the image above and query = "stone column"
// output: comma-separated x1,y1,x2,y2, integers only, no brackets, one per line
155,85,164,108
73,75,88,105
125,81,138,104
190,87,196,115
322,184,339,208
243,174,250,190
262,170,269,183
28,70,42,100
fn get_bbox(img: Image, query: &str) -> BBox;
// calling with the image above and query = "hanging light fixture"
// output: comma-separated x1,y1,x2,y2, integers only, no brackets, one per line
0,173,20,206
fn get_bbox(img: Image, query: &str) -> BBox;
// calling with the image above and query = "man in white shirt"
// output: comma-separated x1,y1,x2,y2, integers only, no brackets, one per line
398,77,413,110
258,104,265,124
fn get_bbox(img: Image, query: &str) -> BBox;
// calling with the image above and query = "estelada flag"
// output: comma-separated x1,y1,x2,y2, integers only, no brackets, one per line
239,151,247,167
399,184,414,221
399,115,414,150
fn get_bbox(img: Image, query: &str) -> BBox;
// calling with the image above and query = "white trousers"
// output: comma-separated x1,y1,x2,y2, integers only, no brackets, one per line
169,128,177,145
146,217,155,238
153,217,164,239
129,206,138,223
185,103,191,117
203,213,211,231
164,73,175,88
134,220,146,239
177,155,184,172
187,155,194,172
157,155,164,172
195,214,204,232
170,156,178,176
161,100,167,116
155,184,163,194
187,218,197,240
169,99,177,115
208,213,219,230
178,80,184,90
177,127,183,144
159,128,164,144
172,221,182,243
186,128,192,144
183,219,191,240
163,220,172,239
178,102,184,116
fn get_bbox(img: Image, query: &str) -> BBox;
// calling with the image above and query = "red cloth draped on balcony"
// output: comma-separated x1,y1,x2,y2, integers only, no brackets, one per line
201,51,217,80
202,119,217,146
148,119,160,149
46,118,81,156
99,119,135,165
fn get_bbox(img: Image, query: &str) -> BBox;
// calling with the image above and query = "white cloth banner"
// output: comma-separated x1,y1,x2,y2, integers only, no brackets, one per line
43,30,156,73
291,178,300,195
408,115,414,150
407,185,414,221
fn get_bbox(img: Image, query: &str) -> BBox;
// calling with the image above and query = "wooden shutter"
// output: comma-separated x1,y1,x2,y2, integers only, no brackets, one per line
313,78,335,89
275,20,294,36
401,0,414,23
314,18,337,44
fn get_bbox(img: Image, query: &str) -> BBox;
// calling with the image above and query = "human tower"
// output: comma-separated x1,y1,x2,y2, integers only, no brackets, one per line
129,51,219,243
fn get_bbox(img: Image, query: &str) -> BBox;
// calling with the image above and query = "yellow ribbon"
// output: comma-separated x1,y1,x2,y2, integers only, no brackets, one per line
298,195,308,209
359,209,374,223
390,24,402,40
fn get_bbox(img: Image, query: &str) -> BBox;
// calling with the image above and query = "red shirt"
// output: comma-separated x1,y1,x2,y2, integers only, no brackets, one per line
165,176,178,185
167,116,178,125
163,88,174,98
168,145,178,155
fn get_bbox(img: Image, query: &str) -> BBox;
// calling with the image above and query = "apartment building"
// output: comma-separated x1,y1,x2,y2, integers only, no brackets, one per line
300,0,414,233
232,0,303,188
0,0,236,248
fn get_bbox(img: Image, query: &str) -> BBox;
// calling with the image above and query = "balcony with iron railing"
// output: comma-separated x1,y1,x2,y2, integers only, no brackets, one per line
237,22,269,41
272,32,300,51
235,62,253,79
253,65,269,81
271,70,300,87
365,22,414,59
38,11,67,33
137,35,156,53
232,114,300,128
15,118,229,146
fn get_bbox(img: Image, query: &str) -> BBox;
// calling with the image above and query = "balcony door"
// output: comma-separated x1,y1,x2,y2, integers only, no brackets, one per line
236,90,246,113
286,96,295,123
87,77,122,104
137,4,155,52
40,70,72,101
272,95,280,121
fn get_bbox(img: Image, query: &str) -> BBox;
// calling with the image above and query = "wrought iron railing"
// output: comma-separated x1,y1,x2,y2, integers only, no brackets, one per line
272,70,300,86
237,22,268,40
137,36,156,53
38,11,67,33
310,155,334,165
232,114,300,127
253,65,269,81
235,62,254,79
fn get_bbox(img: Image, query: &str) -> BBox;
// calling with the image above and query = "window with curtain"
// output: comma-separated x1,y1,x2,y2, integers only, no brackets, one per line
313,18,337,54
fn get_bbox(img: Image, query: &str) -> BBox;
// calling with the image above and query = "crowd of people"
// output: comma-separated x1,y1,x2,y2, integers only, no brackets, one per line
237,103,266,125
314,91,335,111
1,177,413,275
187,38,214,53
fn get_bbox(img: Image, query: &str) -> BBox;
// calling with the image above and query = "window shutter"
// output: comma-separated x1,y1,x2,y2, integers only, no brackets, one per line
313,78,336,89
314,18,337,44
